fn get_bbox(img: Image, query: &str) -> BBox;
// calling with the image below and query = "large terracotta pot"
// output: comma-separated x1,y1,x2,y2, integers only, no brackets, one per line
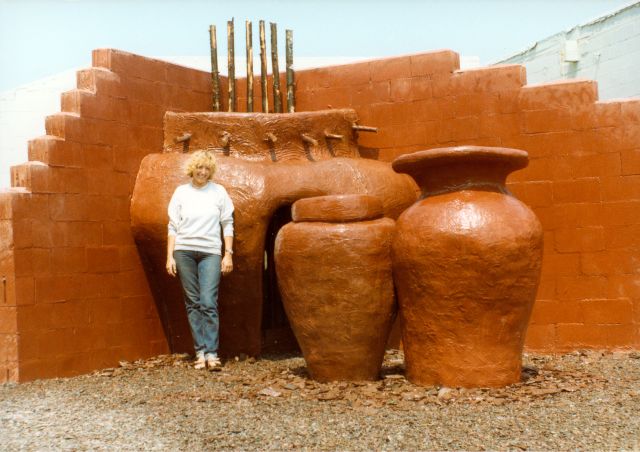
274,195,396,382
391,146,543,388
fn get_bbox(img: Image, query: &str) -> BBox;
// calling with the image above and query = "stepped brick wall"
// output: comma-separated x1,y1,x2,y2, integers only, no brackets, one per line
1,49,221,382
0,48,638,381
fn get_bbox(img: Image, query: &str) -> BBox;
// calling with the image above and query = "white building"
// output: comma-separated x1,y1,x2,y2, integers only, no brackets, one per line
0,69,80,189
496,1,640,100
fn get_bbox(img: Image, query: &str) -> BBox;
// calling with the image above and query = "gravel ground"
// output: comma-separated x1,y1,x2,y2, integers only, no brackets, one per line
1,350,639,451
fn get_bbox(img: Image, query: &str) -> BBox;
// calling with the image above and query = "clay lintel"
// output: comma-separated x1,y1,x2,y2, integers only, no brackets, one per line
162,109,363,162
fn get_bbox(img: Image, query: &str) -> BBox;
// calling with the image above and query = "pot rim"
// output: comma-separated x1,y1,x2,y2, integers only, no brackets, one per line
392,146,529,175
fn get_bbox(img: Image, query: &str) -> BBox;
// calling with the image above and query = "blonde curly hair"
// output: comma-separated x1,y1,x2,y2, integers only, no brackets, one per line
184,150,217,179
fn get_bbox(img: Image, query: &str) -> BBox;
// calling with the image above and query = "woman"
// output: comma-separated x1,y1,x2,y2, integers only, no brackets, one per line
166,150,234,370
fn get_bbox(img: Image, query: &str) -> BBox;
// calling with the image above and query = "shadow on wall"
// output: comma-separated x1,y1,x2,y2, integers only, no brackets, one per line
262,204,298,354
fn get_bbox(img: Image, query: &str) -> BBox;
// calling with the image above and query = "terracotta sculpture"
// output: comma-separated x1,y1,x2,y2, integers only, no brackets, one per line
274,195,396,381
391,146,543,388
130,109,418,357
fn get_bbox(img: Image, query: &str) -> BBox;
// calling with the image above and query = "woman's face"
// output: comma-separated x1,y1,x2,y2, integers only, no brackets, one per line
192,164,212,187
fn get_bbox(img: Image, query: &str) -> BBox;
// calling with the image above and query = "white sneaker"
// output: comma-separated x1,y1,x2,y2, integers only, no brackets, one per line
205,353,222,371
194,352,206,370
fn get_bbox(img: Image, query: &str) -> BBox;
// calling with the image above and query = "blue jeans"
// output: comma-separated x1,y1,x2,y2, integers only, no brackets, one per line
173,250,221,356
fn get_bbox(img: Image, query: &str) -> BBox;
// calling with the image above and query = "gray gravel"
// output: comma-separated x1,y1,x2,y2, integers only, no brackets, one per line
1,350,639,451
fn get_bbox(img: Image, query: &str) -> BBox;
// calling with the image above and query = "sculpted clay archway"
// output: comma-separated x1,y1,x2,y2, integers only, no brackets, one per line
130,108,418,357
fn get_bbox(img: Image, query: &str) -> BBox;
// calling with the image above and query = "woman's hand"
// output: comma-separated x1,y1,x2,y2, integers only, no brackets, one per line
166,256,177,276
221,253,233,275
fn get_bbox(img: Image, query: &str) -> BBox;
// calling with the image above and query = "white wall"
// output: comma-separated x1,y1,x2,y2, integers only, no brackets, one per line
0,70,78,188
496,2,640,100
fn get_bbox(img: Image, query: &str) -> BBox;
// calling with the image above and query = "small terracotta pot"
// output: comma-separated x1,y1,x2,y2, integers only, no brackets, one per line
391,146,543,388
274,194,396,382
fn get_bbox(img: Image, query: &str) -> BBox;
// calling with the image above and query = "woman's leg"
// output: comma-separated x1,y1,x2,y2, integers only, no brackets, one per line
197,253,222,356
173,250,208,356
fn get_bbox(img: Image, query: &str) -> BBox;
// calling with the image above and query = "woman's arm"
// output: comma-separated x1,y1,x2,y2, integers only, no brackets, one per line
219,187,235,276
166,235,177,276
166,187,181,277
221,235,233,275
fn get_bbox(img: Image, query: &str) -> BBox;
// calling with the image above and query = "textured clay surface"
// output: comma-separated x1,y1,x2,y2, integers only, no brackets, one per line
392,146,544,388
275,195,396,381
131,110,418,358
163,109,361,161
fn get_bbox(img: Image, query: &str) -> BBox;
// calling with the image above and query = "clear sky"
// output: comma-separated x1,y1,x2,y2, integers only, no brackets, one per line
0,0,634,92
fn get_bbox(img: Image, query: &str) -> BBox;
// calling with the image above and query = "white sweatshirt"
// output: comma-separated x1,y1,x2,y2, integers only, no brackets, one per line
167,182,234,255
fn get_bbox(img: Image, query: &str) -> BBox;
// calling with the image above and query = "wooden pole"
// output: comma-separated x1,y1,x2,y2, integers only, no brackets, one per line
270,22,282,113
227,18,236,112
286,29,295,113
209,25,221,112
246,21,254,112
259,21,269,113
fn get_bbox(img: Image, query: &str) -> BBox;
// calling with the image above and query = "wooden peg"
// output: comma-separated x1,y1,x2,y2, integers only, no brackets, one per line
324,132,344,140
175,133,192,153
352,124,378,133
219,131,231,147
301,134,318,146
175,133,192,143
264,132,277,144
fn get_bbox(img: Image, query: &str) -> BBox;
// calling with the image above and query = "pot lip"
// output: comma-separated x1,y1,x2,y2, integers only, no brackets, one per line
292,194,384,223
392,146,529,174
